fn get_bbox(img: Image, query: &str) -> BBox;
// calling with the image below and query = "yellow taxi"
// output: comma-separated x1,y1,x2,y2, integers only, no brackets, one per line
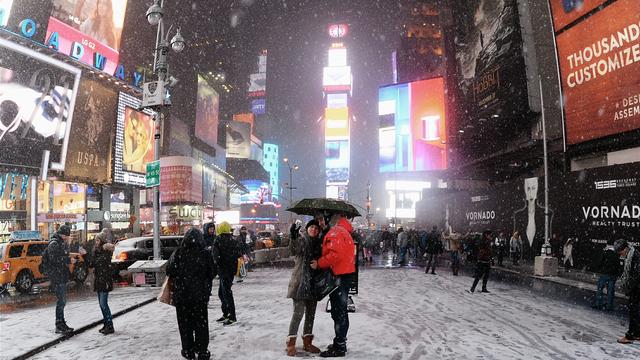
0,231,86,294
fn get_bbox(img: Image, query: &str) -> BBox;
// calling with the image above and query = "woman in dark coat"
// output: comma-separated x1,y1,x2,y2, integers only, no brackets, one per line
285,220,323,356
91,231,116,334
167,228,216,360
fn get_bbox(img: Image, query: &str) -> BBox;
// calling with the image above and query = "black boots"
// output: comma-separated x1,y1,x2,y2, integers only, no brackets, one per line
55,322,73,334
99,323,114,335
320,347,346,357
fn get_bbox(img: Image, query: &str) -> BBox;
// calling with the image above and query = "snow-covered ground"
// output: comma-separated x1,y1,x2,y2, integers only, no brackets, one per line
8,267,640,359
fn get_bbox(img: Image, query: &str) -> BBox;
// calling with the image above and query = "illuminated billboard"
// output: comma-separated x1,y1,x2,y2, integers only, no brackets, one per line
195,75,219,148
378,77,447,173
226,121,251,159
239,179,273,204
114,92,155,186
323,66,352,92
325,140,349,184
0,0,12,27
553,0,640,145
327,93,348,108
328,48,347,67
0,38,81,172
325,108,349,139
328,24,349,38
549,0,608,32
47,0,129,75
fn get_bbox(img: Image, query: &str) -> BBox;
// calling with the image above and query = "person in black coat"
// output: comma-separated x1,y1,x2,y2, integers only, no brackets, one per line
45,225,76,334
212,221,241,326
90,231,116,334
594,243,623,310
167,228,216,360
202,222,216,250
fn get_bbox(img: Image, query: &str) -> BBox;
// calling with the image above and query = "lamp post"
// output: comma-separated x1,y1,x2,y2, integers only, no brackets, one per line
143,0,185,263
283,157,299,223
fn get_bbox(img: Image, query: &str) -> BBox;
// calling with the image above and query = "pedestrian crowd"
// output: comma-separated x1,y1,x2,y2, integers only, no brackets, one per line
38,215,638,357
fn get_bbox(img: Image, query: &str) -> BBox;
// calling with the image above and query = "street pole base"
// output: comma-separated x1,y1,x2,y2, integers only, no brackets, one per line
534,256,558,277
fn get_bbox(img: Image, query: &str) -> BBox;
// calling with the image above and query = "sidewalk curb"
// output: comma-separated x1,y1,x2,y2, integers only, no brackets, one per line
12,297,157,360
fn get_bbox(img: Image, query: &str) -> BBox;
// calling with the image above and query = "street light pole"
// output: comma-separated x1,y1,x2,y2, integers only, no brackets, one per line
144,0,185,262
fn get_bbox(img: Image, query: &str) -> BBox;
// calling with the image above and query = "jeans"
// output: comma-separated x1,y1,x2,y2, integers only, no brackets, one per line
471,262,491,292
218,275,236,320
329,274,353,352
595,275,616,309
398,246,407,264
627,292,640,338
288,299,318,336
54,283,67,324
176,302,209,354
97,291,113,325
426,253,437,273
451,251,460,275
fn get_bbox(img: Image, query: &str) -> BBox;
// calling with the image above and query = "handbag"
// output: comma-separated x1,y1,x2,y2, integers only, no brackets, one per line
157,277,175,306
313,269,339,301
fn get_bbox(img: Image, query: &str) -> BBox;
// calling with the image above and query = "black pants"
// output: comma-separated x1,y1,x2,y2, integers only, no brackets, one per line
176,302,209,354
218,275,236,320
329,274,353,352
627,292,640,338
426,253,437,273
471,262,491,291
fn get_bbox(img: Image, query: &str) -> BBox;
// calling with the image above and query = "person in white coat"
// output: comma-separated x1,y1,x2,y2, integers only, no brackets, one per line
563,238,574,269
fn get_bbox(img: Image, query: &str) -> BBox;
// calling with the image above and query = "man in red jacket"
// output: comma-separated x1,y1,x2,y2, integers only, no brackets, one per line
311,213,355,357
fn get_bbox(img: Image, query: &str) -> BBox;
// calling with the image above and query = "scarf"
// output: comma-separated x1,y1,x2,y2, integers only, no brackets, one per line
620,246,635,293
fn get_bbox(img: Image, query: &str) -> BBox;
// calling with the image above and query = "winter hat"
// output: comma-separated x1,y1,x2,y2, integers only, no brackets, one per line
183,227,203,246
613,239,628,253
305,219,320,230
216,221,232,235
57,225,71,236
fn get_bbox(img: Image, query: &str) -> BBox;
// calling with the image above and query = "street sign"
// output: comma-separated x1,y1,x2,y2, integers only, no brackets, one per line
146,160,160,187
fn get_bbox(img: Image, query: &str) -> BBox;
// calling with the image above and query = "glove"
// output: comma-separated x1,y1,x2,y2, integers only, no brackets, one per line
290,223,301,240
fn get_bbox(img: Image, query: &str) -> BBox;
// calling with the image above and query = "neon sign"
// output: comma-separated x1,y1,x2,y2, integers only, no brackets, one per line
328,24,349,38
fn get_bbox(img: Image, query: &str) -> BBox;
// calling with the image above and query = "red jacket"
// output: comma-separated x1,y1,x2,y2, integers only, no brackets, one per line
317,218,355,275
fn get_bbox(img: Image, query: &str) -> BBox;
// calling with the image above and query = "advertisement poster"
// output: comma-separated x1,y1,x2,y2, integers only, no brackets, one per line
554,0,640,145
169,117,191,157
226,121,251,159
65,78,117,183
159,157,203,204
549,0,608,32
0,0,12,27
47,0,129,75
0,38,81,173
378,78,447,173
114,92,155,186
195,75,219,148
453,0,529,140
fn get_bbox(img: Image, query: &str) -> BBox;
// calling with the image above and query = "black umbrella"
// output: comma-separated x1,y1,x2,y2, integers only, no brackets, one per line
287,198,361,218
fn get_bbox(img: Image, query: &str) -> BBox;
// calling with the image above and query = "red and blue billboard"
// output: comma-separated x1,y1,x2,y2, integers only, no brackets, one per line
378,77,447,173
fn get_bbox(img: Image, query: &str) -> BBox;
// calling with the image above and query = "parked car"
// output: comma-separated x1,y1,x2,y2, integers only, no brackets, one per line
111,236,182,274
0,239,87,294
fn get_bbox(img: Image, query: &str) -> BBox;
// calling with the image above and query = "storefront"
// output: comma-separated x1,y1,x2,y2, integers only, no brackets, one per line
0,173,32,243
37,180,87,248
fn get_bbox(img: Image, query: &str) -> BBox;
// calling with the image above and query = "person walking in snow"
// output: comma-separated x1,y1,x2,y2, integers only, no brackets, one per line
469,230,493,293
593,241,623,311
510,231,522,266
311,213,356,358
495,232,507,266
90,231,116,335
425,226,443,275
213,222,241,326
614,239,640,344
397,227,408,266
285,220,323,356
167,228,216,360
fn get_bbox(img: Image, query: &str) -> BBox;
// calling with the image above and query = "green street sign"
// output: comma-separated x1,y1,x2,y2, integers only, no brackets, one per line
146,160,160,187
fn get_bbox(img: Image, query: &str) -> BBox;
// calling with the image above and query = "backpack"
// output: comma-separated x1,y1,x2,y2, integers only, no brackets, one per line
39,245,51,275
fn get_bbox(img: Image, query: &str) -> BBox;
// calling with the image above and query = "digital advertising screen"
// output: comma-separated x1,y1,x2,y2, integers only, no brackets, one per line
168,117,191,157
0,0,12,27
553,0,640,145
46,0,128,75
114,92,155,186
240,203,277,224
325,107,349,139
226,121,251,159
64,77,117,183
378,77,447,173
239,179,273,205
323,66,352,92
549,0,608,32
0,38,81,173
195,75,219,148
